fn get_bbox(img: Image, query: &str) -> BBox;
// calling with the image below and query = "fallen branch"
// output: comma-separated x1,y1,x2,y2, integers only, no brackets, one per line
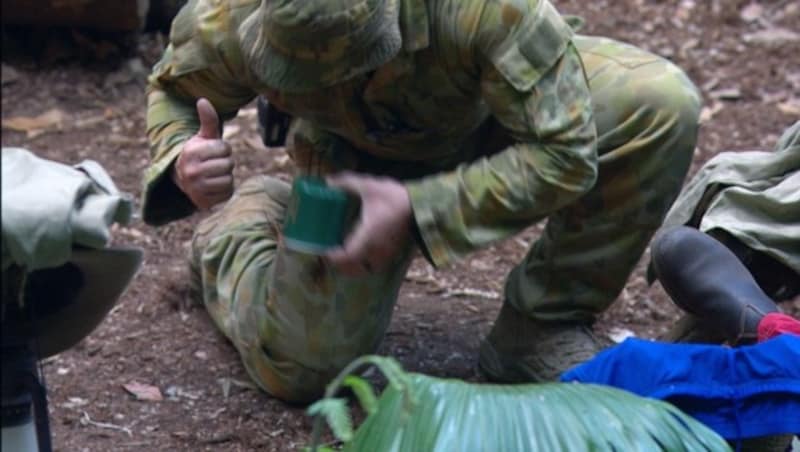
201,432,236,445
81,411,133,437
441,288,500,300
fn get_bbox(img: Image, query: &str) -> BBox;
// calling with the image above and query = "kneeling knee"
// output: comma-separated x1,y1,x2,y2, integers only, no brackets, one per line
241,346,346,404
640,66,702,137
247,362,336,404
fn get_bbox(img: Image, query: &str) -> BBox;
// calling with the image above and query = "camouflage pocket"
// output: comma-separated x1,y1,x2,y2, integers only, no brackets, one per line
287,119,360,176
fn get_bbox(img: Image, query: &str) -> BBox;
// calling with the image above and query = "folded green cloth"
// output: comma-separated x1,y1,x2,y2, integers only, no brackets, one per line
2,148,133,272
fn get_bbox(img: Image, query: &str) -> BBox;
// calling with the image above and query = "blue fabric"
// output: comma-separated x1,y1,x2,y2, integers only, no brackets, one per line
560,335,800,440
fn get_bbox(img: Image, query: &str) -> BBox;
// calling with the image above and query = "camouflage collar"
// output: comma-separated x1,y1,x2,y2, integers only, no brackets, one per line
399,0,430,52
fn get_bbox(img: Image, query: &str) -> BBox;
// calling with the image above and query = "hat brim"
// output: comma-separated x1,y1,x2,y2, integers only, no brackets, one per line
34,246,143,358
249,0,402,92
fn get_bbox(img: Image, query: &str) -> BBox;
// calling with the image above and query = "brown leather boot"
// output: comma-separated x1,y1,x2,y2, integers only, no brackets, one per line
478,302,602,383
651,226,779,345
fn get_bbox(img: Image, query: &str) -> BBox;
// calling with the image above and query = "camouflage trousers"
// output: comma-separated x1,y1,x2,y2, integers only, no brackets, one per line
190,35,700,402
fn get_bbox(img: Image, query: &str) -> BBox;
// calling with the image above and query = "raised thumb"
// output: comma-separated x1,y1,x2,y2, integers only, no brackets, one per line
195,98,221,139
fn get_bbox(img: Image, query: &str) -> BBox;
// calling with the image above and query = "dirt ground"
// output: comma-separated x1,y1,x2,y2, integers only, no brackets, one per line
2,0,799,450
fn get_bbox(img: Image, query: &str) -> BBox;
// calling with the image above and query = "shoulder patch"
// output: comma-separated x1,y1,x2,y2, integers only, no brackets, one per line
490,0,573,91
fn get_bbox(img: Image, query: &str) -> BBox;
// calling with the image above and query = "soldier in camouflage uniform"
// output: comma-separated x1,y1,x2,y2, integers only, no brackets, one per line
143,0,701,402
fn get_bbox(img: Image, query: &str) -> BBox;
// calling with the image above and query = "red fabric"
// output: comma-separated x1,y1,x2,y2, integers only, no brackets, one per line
757,312,800,342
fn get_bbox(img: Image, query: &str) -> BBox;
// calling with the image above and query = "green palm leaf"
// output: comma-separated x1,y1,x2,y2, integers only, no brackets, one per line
308,355,731,452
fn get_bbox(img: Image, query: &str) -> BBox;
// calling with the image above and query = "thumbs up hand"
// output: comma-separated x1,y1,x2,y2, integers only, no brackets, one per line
171,98,235,210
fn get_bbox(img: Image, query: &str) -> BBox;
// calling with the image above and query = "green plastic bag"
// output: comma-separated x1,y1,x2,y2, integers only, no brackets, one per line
307,356,731,452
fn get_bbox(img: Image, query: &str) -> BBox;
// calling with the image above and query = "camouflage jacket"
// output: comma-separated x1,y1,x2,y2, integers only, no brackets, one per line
144,0,597,268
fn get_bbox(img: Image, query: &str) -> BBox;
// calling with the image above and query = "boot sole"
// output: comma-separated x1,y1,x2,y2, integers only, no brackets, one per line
477,339,554,384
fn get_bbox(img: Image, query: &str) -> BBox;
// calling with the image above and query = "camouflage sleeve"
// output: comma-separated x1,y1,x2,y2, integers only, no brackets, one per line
143,0,259,225
405,0,598,267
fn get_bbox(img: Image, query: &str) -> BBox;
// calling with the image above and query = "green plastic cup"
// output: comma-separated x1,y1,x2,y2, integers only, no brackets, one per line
282,176,354,254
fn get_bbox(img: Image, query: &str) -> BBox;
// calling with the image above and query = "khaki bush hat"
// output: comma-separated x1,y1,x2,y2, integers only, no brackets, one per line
247,0,401,92
14,246,143,358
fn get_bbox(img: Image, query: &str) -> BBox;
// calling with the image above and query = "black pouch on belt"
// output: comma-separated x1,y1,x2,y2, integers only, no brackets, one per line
257,96,292,147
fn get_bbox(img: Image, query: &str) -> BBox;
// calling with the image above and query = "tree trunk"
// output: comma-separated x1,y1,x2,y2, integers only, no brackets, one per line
2,0,151,32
